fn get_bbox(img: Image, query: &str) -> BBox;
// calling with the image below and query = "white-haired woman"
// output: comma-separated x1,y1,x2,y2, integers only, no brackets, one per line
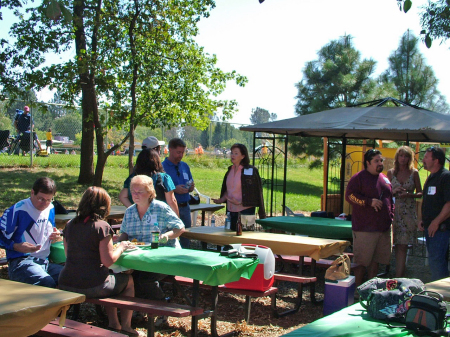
118,175,185,301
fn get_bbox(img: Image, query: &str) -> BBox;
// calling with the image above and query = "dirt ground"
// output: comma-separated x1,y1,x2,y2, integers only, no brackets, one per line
0,216,434,337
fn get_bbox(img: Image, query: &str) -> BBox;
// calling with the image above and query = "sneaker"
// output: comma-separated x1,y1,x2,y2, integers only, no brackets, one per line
132,311,147,323
154,316,168,327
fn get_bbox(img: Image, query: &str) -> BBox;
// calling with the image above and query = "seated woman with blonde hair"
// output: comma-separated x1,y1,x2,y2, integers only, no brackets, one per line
119,174,185,302
58,187,138,336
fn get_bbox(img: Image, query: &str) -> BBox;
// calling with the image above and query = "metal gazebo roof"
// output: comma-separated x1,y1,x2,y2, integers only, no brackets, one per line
241,98,450,143
240,98,450,216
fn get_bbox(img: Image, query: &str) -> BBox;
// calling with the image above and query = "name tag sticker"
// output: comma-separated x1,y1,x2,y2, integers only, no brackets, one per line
383,177,391,184
244,168,253,175
151,214,157,223
183,172,189,180
428,186,436,195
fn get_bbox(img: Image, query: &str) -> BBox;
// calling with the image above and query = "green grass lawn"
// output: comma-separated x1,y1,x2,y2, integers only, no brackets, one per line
0,153,431,214
0,154,324,214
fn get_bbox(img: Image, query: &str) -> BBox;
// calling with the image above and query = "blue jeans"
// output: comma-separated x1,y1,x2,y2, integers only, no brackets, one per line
425,228,450,281
179,204,191,249
8,256,63,288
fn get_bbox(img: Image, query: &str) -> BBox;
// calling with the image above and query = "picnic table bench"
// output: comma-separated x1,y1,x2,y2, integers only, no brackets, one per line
85,296,204,337
164,275,279,322
35,318,126,337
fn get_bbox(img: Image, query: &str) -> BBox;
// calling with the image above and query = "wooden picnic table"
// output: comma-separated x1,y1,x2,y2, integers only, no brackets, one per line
182,226,350,315
55,203,224,228
55,205,126,227
424,277,450,301
50,242,258,336
182,226,350,261
281,302,417,336
0,279,85,337
256,216,353,240
189,203,224,226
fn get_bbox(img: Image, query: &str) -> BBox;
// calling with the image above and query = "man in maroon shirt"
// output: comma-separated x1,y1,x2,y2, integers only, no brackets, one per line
345,149,394,287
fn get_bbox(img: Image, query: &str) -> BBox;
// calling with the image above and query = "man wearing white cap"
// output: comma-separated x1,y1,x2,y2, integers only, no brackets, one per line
142,136,164,154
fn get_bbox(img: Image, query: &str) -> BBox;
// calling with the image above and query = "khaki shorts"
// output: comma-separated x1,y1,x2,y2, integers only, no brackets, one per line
353,229,392,267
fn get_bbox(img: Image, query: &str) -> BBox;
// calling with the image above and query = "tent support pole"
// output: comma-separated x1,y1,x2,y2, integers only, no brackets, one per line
323,137,329,211
339,137,347,215
282,134,288,216
252,132,256,166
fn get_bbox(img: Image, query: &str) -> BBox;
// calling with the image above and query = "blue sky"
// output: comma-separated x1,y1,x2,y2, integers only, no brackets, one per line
195,0,450,124
1,0,449,125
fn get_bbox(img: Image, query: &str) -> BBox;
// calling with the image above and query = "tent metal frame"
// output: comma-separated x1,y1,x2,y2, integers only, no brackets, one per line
246,98,428,216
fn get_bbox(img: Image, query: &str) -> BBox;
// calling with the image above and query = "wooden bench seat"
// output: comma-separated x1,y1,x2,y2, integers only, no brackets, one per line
165,276,278,322
274,273,316,283
35,318,126,337
85,295,203,337
275,255,360,271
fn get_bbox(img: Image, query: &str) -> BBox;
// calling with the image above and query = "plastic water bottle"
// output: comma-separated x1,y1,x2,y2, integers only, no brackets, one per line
211,214,216,227
225,212,231,230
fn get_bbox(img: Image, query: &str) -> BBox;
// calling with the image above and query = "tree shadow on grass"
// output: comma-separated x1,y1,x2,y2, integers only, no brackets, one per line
0,169,88,211
267,178,323,197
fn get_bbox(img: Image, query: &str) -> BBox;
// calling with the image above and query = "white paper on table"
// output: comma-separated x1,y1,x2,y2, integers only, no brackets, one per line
109,264,130,273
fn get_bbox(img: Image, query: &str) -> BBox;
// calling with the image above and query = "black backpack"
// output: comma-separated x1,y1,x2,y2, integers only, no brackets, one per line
153,173,167,202
388,291,449,336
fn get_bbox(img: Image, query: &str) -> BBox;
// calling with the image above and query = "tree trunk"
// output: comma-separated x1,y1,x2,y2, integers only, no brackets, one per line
127,1,139,176
94,146,107,186
128,126,135,175
74,0,95,184
78,87,96,184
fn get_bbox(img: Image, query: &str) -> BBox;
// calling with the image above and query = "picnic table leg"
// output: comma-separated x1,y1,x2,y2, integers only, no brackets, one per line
201,210,206,226
147,315,156,337
274,256,305,318
191,280,200,337
309,259,322,304
244,295,251,322
210,286,235,337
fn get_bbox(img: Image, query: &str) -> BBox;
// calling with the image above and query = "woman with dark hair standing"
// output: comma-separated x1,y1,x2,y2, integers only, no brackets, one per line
119,148,179,216
387,146,422,277
212,143,266,230
59,187,138,336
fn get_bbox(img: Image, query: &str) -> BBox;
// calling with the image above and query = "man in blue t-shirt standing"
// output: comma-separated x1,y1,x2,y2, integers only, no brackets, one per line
0,177,63,287
162,138,194,248
420,147,450,281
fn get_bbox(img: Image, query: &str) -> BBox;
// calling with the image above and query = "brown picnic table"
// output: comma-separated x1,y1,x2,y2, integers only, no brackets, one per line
0,279,85,337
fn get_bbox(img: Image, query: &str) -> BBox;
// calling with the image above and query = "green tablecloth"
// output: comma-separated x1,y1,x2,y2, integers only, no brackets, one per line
281,302,417,336
256,216,353,240
50,241,258,286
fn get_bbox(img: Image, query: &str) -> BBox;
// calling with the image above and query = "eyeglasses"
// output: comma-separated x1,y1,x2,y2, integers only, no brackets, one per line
426,147,437,153
36,196,53,203
131,190,147,195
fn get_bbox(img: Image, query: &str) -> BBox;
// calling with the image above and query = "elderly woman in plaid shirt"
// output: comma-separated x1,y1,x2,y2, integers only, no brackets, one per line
118,175,185,305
